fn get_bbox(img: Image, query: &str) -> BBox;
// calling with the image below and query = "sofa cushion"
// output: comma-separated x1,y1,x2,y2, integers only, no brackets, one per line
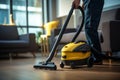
55,30,102,43
55,31,86,43
0,26,19,40
0,40,29,48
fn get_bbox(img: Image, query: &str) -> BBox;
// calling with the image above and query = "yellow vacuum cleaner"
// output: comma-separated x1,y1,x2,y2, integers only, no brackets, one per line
60,41,94,68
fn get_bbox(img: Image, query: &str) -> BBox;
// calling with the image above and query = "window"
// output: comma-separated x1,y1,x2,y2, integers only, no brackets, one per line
28,0,42,26
12,0,43,26
12,0,26,26
0,0,43,35
0,0,9,24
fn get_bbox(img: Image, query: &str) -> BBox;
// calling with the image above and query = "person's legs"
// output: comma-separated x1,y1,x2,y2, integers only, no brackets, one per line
83,0,104,62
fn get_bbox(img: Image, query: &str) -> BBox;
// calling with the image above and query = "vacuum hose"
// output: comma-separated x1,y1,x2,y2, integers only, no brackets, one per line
45,6,84,63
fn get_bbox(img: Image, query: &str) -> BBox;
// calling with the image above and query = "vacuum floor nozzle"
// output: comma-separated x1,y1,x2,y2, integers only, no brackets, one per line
33,62,57,70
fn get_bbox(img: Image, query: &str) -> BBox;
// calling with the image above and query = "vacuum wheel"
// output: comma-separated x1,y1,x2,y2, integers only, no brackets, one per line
87,57,94,68
70,62,75,69
60,61,64,68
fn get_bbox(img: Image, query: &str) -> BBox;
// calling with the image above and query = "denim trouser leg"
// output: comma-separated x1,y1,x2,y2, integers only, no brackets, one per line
83,0,104,59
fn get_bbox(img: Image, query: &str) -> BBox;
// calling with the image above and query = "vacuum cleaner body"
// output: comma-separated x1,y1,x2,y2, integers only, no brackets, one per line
60,41,94,68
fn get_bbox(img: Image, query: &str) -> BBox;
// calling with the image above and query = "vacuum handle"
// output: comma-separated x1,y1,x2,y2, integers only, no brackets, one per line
71,6,84,42
46,6,74,62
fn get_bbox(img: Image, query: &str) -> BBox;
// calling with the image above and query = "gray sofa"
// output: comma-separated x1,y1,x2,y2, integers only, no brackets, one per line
49,28,90,52
0,25,38,57
50,28,103,52
101,8,120,55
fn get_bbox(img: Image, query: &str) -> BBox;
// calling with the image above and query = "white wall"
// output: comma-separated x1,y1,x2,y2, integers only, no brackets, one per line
57,0,73,17
56,0,75,28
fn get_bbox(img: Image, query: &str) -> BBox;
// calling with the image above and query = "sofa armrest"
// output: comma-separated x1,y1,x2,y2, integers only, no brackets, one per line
101,20,120,52
19,34,29,41
29,33,38,51
19,33,36,42
110,20,120,51
19,33,38,51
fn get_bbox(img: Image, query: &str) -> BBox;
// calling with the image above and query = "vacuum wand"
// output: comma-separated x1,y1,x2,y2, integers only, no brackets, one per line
45,6,74,63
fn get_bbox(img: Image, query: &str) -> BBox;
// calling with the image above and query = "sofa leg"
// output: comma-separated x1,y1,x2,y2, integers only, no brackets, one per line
107,52,112,65
9,53,12,63
31,52,36,58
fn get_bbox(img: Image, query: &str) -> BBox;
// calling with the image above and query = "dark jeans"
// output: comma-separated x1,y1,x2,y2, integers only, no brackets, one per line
83,0,104,60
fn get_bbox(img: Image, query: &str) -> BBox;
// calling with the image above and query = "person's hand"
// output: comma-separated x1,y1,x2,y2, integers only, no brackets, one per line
72,0,80,8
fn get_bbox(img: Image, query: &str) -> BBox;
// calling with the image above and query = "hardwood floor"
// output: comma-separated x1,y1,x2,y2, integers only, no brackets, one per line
0,53,120,80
